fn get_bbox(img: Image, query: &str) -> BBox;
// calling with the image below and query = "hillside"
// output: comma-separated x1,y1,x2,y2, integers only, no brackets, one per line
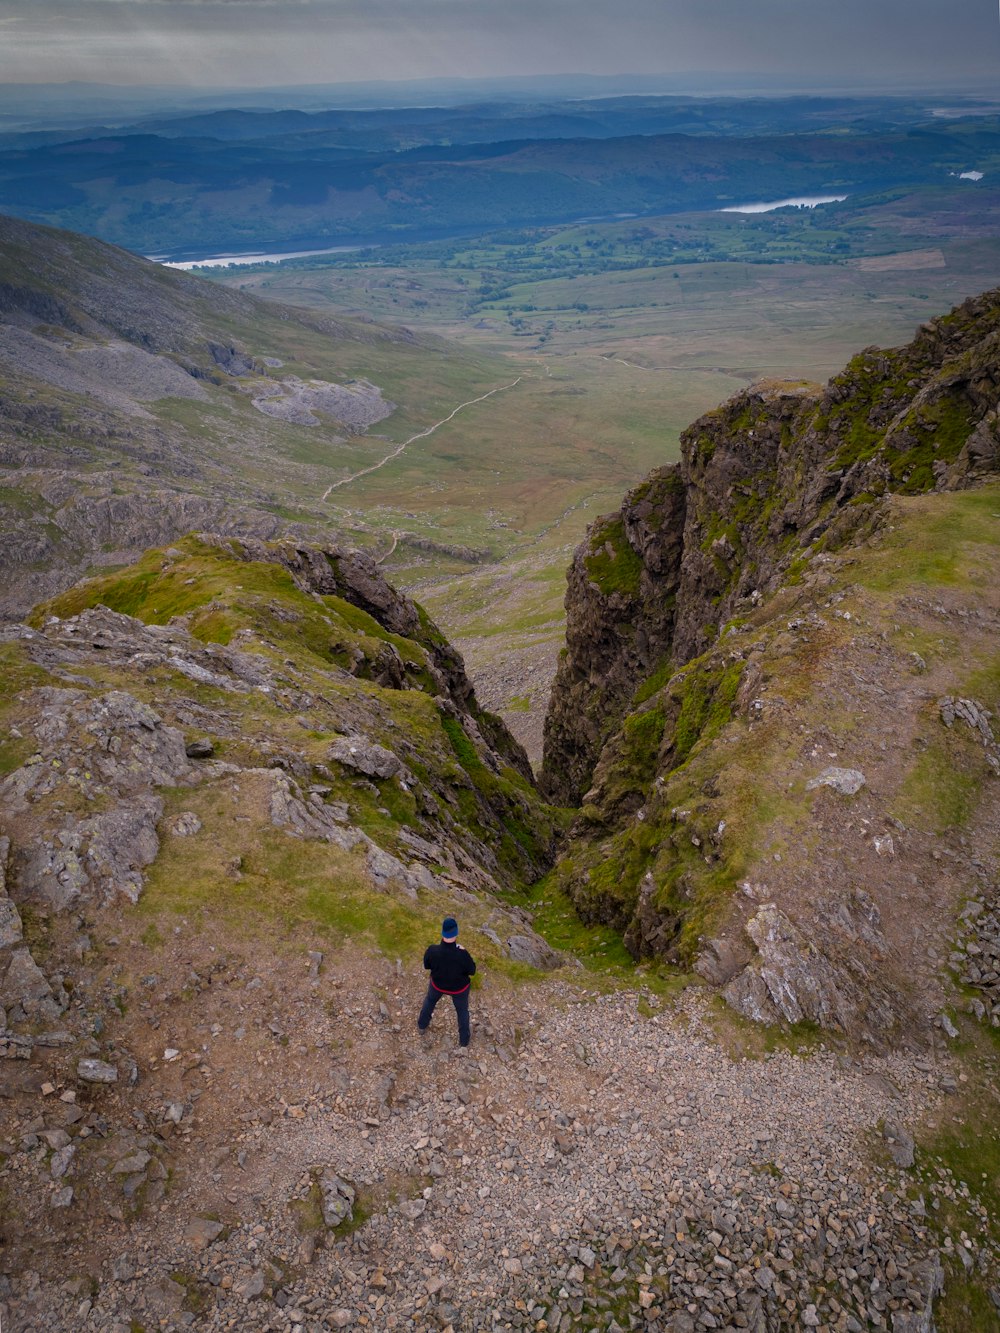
4,250,1000,1327
0,213,513,618
2,523,998,1332
541,288,1000,1047
3,114,1000,256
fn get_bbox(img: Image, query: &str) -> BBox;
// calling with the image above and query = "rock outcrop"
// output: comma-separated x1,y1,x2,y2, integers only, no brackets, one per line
0,530,561,1077
543,289,1000,805
542,287,1000,1041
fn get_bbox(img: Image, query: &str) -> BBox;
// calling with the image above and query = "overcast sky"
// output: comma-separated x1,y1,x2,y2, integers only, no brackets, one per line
0,0,996,90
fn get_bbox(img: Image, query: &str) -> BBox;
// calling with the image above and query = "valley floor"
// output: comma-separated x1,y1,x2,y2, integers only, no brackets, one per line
3,930,983,1333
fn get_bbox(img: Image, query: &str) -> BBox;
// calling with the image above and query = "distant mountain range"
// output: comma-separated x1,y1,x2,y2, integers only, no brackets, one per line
0,92,996,257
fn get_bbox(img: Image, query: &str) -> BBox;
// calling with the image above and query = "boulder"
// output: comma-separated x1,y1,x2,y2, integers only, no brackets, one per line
328,736,406,781
184,1217,225,1250
15,796,163,909
506,934,561,971
805,767,866,796
0,947,57,1018
724,896,898,1038
77,1058,118,1084
170,812,202,837
883,1121,915,1169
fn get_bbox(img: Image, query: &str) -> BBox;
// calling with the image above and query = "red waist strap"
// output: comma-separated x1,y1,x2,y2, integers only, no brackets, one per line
431,980,470,995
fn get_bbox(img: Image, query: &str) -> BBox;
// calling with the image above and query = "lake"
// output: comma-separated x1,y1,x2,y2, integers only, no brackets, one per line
155,244,364,271
719,194,849,214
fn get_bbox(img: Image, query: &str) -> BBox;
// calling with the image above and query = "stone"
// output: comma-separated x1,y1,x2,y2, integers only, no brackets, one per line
399,1198,427,1220
0,1034,32,1059
0,893,23,949
185,739,215,759
805,767,866,796
329,1312,354,1328
170,812,202,836
111,1256,135,1283
883,1122,915,1169
51,1186,74,1209
112,1151,151,1175
939,696,994,743
184,1217,225,1250
236,1270,266,1300
328,736,407,781
506,934,562,971
77,1058,118,1084
724,892,896,1037
319,1170,355,1228
0,947,55,1015
937,1012,959,1039
145,1278,186,1320
51,1144,75,1178
694,935,751,985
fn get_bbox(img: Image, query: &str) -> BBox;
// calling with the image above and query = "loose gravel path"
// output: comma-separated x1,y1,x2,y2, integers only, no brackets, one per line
8,974,973,1333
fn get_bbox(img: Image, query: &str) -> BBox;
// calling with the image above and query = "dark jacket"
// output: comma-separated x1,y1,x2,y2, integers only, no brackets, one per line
423,941,476,994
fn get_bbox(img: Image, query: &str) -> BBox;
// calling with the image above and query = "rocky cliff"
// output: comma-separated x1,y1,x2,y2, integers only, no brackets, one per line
541,288,1000,1042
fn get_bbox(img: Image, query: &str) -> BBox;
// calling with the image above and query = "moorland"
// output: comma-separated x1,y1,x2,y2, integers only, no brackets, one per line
206,171,1000,754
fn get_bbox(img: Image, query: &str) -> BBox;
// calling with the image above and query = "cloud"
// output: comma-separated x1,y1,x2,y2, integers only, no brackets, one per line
0,0,996,89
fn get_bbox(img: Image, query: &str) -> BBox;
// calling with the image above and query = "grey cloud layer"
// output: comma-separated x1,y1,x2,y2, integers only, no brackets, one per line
0,0,996,85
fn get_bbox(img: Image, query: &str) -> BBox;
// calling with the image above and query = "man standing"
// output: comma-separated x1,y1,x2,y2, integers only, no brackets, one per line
418,917,476,1048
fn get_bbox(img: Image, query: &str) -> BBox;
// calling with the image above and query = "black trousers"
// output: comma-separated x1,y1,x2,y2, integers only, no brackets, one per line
418,983,470,1046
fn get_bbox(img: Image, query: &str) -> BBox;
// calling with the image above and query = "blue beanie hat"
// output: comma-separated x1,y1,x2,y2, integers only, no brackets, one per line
442,917,458,939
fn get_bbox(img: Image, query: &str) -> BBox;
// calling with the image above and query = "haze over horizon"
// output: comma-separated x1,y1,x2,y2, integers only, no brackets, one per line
0,0,997,93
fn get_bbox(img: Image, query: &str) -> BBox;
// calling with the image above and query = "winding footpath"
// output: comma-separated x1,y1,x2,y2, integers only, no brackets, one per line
321,378,523,501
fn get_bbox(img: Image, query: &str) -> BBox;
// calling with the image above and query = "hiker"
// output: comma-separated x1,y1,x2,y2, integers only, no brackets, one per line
418,916,476,1048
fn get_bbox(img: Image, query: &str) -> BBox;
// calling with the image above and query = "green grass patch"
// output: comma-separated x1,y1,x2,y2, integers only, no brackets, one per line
670,658,745,769
893,734,982,834
857,484,1000,595
583,515,643,598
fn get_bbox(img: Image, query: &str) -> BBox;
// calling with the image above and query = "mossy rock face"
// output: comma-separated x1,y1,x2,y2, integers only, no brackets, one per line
539,465,686,806
542,288,1000,1040
544,287,1000,815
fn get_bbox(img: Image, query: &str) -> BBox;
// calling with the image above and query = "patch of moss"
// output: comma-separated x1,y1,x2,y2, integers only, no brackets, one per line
632,657,675,706
888,388,975,494
620,706,666,785
583,515,643,598
670,658,745,769
441,713,484,773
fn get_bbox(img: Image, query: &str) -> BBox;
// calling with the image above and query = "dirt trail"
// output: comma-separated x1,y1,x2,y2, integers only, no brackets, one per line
5,933,962,1333
321,378,523,501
